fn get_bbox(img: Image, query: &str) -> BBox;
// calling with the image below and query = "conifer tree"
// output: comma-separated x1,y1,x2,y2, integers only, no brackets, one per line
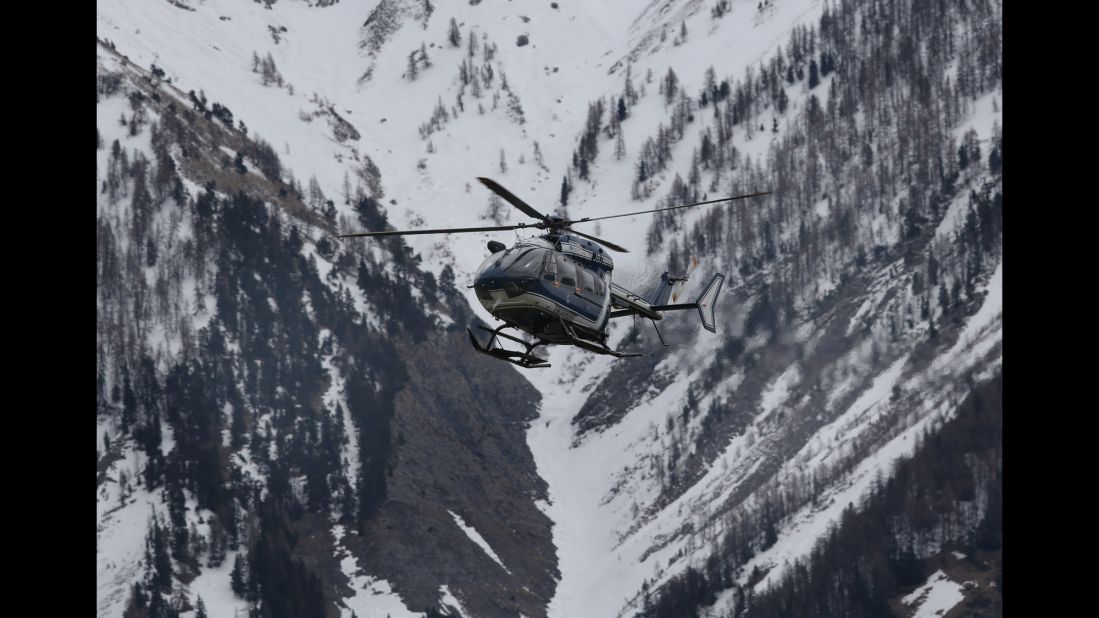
149,520,173,593
448,18,461,47
122,366,137,427
624,63,638,105
663,67,679,105
231,553,247,597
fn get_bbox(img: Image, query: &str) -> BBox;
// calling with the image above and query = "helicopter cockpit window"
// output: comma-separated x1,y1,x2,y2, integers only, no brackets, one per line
477,251,506,275
495,247,523,270
501,248,545,277
542,252,558,282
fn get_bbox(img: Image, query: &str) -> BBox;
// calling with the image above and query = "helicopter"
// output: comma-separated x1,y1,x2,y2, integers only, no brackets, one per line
339,177,769,368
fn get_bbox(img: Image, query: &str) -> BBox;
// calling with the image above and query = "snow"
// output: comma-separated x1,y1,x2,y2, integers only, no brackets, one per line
98,493,158,616
750,391,924,590
448,510,511,574
954,91,1003,144
934,260,1003,373
97,0,1002,615
97,435,166,617
817,358,907,452
757,363,801,423
97,0,827,337
525,328,786,617
903,570,966,618
706,314,999,614
526,358,662,618
705,400,950,614
333,524,423,618
320,333,360,497
184,550,248,618
438,585,471,618
935,90,1003,242
846,258,907,337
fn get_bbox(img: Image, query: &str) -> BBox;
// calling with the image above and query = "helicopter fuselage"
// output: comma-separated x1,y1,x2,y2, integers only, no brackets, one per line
472,234,613,344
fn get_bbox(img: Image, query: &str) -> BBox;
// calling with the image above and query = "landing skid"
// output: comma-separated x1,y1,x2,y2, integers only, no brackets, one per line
557,318,643,359
467,320,643,369
467,324,552,369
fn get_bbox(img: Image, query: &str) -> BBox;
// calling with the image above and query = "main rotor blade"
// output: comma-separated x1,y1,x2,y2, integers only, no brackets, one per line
572,191,772,224
339,224,527,239
477,177,548,222
564,227,629,253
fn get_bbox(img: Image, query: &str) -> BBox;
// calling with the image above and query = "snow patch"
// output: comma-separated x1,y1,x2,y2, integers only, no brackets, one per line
758,363,800,422
439,585,470,618
333,525,423,618
903,570,966,618
448,510,511,574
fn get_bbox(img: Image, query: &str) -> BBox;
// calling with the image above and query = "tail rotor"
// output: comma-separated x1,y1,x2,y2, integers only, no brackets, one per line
669,256,701,303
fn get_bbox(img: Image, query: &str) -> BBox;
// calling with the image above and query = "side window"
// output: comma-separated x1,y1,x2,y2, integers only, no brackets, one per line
578,269,595,294
559,257,577,287
593,271,605,295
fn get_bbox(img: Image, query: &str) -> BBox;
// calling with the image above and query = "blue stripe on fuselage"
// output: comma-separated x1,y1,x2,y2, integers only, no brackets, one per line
527,278,602,323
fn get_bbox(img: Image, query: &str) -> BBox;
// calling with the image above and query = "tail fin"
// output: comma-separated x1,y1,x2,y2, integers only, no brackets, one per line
694,274,725,332
648,271,675,305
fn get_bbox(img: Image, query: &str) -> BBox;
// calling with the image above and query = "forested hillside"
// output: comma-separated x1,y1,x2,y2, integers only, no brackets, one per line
544,0,1002,614
97,44,555,618
97,1,1002,616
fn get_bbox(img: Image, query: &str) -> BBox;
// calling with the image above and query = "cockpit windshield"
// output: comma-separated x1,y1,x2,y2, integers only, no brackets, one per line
500,247,547,277
477,251,506,275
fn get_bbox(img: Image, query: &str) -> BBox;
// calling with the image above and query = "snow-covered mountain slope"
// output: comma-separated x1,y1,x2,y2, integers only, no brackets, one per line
96,38,555,618
98,0,1002,616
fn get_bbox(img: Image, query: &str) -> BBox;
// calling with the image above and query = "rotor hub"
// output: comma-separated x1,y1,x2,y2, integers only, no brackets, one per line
544,215,568,233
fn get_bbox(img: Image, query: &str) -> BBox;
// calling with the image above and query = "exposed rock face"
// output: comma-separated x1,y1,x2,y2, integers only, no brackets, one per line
352,331,557,617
